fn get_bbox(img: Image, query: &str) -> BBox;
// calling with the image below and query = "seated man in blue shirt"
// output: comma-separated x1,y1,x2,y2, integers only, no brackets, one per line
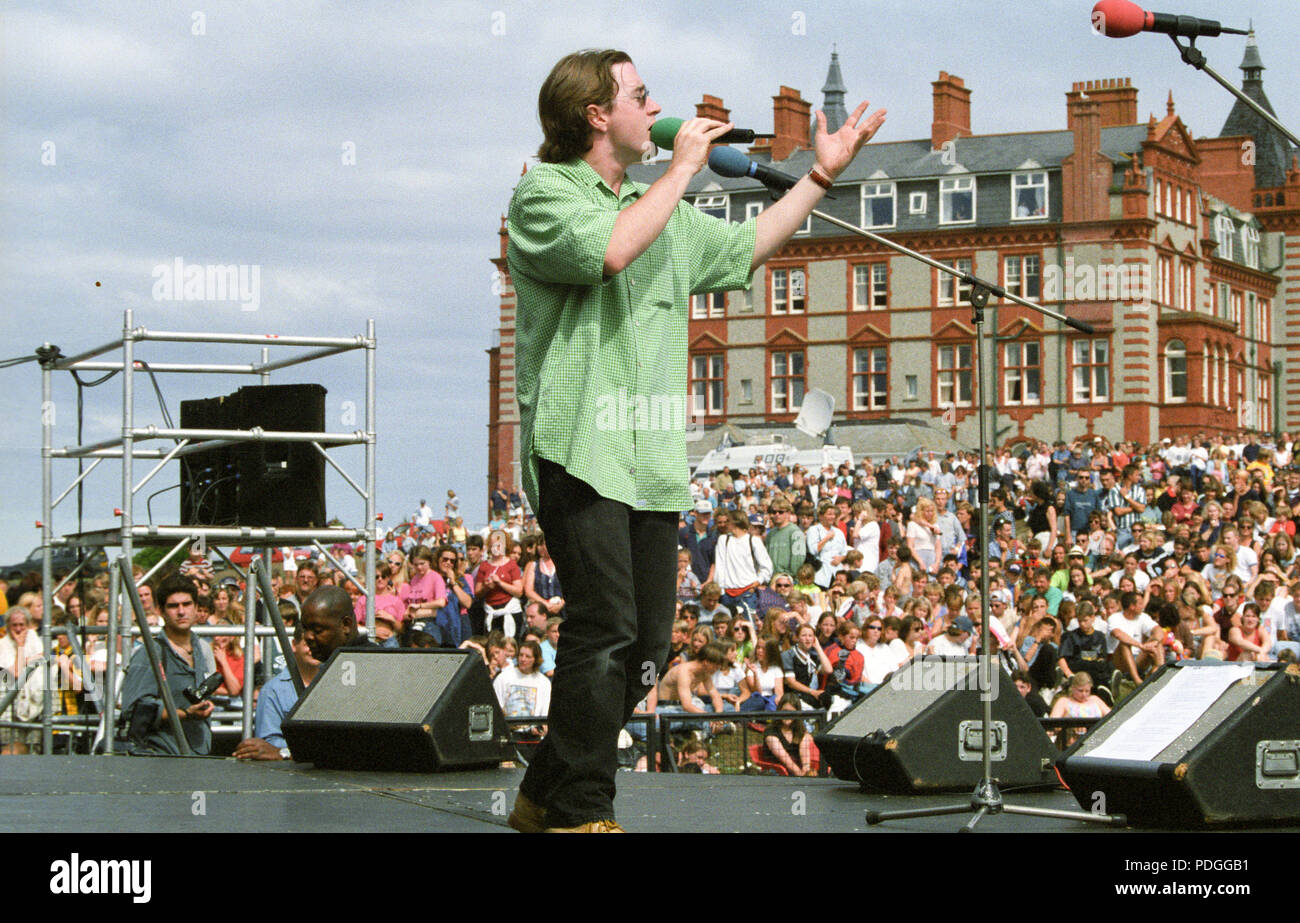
233,622,320,761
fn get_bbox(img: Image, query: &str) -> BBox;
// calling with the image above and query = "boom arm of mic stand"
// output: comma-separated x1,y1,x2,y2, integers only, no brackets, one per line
1169,35,1300,149
807,209,1094,332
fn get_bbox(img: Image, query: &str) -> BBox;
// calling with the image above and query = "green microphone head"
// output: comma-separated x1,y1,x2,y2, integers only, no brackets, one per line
649,118,684,151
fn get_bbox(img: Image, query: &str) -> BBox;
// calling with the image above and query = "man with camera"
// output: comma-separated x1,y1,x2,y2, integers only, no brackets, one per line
119,575,217,755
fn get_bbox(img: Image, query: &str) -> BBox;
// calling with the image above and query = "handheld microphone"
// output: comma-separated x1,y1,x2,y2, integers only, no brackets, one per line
707,146,801,193
650,118,775,150
1091,0,1248,38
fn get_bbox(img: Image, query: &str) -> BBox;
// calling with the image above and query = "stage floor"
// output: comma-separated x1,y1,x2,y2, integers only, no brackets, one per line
5,755,1296,833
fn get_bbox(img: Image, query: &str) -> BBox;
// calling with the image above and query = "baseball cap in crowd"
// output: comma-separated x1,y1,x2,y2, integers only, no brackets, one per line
219,576,240,589
950,616,974,634
1007,562,1023,575
1068,548,1085,558
694,501,712,514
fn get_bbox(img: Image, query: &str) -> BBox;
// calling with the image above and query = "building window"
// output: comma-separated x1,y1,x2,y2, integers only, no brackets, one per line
690,354,725,416
694,194,728,220
1157,255,1172,306
1164,340,1187,402
853,262,888,310
940,177,975,223
937,258,973,306
1231,290,1244,331
770,268,806,314
1003,341,1041,405
1215,214,1235,261
1178,261,1193,311
1011,172,1048,219
861,182,895,228
1155,179,1163,216
1210,345,1220,405
745,201,764,221
795,215,812,235
853,346,888,411
1003,254,1041,300
770,350,805,413
1185,189,1195,224
1242,225,1260,269
905,375,918,400
1174,185,1182,223
936,343,973,407
740,378,753,405
909,191,927,215
690,292,725,319
1072,338,1109,403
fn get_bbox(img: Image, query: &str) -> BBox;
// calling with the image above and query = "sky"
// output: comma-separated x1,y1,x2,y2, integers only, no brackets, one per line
2,0,1296,565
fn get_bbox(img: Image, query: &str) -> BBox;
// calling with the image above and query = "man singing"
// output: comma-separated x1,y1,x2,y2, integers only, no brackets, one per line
506,49,884,832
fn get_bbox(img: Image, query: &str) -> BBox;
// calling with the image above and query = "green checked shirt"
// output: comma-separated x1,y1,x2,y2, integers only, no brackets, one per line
507,158,756,514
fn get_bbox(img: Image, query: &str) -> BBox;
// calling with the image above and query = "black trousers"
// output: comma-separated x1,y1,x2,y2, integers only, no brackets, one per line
519,460,678,826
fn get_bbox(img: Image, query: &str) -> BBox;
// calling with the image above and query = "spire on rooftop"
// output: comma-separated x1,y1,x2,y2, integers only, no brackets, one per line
1220,29,1293,188
820,49,849,133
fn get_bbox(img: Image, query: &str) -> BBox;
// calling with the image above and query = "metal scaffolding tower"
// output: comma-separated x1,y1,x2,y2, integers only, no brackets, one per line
24,309,377,755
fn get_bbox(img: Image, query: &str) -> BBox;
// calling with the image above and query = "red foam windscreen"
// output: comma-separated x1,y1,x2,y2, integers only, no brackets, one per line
1093,0,1150,38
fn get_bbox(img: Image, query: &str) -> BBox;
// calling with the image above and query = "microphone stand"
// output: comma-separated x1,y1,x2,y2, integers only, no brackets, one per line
792,205,1127,830
1166,35,1300,149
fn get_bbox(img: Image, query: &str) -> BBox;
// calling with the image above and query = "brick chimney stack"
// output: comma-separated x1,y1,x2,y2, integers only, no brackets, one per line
765,86,810,161
1061,94,1112,223
931,71,972,150
696,94,730,123
1067,78,1138,127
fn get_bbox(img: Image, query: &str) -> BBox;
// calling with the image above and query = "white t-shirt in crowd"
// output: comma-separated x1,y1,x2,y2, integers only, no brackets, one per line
1107,610,1158,657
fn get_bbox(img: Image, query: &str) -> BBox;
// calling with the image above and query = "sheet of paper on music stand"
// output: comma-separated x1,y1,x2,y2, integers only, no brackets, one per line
1087,664,1254,763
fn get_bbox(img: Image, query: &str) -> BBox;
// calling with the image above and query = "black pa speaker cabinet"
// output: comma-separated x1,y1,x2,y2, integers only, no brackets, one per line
1057,660,1300,827
231,383,327,528
179,394,238,526
282,649,511,771
814,657,1057,793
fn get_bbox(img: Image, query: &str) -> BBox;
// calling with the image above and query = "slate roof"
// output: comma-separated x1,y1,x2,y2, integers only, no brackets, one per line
1219,31,1296,190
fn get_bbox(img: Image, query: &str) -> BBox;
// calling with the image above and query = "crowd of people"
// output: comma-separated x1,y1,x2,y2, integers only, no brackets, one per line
3,429,1297,769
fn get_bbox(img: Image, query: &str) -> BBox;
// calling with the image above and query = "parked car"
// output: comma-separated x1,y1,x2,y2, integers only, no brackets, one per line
225,546,316,567
3,545,109,582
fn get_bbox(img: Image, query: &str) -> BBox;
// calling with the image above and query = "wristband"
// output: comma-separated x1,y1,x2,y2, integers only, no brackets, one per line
808,166,834,191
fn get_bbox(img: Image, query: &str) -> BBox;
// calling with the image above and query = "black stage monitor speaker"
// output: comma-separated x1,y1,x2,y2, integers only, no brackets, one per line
232,383,327,528
1057,660,1300,827
178,394,238,526
814,657,1058,793
282,649,512,771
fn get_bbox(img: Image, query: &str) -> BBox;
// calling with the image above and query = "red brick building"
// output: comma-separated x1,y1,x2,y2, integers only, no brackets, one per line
488,41,1295,495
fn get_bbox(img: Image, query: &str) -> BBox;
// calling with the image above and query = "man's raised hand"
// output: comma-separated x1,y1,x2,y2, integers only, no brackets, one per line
814,101,887,179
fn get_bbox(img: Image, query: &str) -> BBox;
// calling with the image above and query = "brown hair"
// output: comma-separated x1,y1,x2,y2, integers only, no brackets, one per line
537,49,632,163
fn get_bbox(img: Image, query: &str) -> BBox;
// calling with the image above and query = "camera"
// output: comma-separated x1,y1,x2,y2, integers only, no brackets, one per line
182,672,224,705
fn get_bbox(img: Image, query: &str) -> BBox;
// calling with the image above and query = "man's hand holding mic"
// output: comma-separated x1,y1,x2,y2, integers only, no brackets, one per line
664,118,737,178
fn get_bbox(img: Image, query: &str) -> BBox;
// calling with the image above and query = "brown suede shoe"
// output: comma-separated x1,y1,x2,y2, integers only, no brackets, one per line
544,819,626,833
507,791,546,834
